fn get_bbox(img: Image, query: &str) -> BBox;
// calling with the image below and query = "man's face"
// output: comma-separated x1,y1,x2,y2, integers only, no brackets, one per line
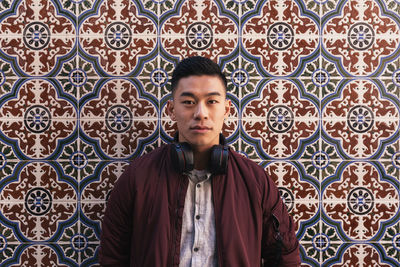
167,75,230,152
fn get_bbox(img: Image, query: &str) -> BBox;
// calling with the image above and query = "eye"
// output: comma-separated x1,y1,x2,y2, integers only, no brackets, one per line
182,100,194,105
208,99,219,104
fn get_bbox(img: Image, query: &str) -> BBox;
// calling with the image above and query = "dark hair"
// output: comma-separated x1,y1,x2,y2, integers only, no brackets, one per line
170,56,227,94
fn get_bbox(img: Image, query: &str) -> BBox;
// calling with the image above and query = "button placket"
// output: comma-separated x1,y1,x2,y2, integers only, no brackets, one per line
192,181,203,266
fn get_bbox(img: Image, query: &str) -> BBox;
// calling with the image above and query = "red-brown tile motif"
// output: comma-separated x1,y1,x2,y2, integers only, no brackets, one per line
16,244,70,266
80,79,158,159
0,162,77,241
325,244,393,266
323,162,399,241
0,79,77,159
160,0,238,61
242,79,319,159
242,0,319,76
79,0,157,76
323,0,400,76
323,79,399,159
0,0,76,76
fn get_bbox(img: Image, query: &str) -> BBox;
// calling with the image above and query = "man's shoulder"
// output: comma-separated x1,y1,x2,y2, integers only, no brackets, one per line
130,144,170,167
228,149,264,172
227,149,270,195
135,144,169,160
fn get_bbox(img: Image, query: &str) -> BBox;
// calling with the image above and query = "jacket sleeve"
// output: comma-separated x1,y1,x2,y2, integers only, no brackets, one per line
261,172,300,267
99,164,135,267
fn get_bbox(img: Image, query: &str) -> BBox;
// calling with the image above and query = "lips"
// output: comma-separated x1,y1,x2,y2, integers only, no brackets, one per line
190,125,211,132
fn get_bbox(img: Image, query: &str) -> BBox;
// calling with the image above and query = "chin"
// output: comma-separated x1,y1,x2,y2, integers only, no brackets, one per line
180,131,219,147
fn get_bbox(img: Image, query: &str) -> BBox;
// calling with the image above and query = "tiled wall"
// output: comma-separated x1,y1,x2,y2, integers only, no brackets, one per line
0,0,400,265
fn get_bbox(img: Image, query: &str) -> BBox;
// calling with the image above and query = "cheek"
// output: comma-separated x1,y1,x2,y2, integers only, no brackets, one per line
174,113,189,124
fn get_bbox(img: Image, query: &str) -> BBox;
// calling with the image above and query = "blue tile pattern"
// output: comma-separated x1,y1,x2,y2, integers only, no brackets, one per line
0,0,399,265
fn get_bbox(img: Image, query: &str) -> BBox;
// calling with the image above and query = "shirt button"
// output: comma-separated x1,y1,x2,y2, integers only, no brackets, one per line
193,247,199,252
196,215,200,220
196,184,201,188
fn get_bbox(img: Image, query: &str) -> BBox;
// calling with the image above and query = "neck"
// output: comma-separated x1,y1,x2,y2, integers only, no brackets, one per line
192,148,211,170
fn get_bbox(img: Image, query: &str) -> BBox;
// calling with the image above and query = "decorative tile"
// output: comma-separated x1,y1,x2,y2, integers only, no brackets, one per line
301,221,342,264
241,0,320,77
322,161,399,241
80,161,128,202
0,0,76,77
78,0,157,77
381,57,400,97
13,243,74,266
0,0,13,14
0,79,77,159
0,142,19,178
58,140,102,184
0,220,19,263
223,53,264,99
381,142,400,178
322,0,400,77
241,79,319,159
0,59,17,95
299,243,319,266
318,0,344,18
138,53,175,100
64,0,96,16
322,79,400,159
299,56,343,99
385,0,400,15
0,161,78,242
78,160,129,265
300,139,341,179
58,219,98,265
160,0,239,61
58,55,99,99
79,78,158,159
381,221,400,263
141,0,175,18
322,243,398,266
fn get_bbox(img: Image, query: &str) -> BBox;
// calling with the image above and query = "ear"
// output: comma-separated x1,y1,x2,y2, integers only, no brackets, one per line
224,98,231,118
167,99,176,121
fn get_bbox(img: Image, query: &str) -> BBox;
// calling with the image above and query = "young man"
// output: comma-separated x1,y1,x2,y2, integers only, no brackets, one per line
99,56,300,266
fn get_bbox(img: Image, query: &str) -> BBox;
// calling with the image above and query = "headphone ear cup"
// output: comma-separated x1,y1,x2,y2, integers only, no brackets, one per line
209,145,229,175
171,142,194,173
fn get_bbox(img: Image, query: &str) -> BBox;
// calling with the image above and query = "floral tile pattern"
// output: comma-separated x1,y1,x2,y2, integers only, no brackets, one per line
0,0,399,265
322,0,400,77
0,0,76,77
160,0,239,60
322,79,400,159
242,0,320,77
242,78,319,159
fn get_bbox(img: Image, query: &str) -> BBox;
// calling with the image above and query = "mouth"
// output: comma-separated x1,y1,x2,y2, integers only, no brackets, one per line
190,126,212,132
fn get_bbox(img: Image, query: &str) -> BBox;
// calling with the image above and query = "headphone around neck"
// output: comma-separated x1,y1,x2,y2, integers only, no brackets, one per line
171,133,229,175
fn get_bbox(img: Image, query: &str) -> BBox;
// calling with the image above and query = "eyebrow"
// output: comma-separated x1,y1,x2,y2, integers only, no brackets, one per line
179,91,222,97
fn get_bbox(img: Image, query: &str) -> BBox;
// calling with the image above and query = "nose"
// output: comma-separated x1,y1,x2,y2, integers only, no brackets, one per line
194,102,208,120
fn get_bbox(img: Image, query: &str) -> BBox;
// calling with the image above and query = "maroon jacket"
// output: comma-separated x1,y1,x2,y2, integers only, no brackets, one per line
99,145,300,266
